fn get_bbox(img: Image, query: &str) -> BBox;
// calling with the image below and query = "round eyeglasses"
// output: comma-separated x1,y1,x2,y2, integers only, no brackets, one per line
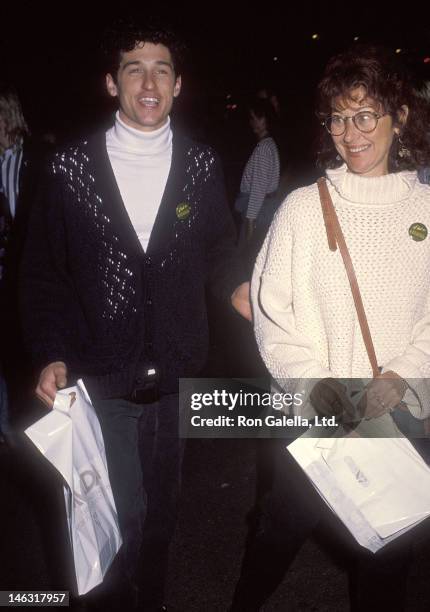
322,111,387,136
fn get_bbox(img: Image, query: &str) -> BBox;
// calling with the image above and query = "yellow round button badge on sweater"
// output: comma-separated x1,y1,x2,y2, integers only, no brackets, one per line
409,223,428,241
176,203,191,220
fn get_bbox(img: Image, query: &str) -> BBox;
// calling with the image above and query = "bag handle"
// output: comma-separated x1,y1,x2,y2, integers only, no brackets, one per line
317,178,379,378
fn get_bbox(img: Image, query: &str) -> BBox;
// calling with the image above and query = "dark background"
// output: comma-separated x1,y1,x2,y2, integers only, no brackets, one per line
3,1,430,192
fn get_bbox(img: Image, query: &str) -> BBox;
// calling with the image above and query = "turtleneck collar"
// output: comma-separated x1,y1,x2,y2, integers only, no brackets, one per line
326,163,418,206
109,111,172,156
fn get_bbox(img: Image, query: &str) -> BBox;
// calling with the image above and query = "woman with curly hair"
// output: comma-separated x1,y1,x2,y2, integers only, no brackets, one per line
230,44,430,611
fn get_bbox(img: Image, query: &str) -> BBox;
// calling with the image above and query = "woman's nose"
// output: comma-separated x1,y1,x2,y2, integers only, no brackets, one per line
343,117,358,141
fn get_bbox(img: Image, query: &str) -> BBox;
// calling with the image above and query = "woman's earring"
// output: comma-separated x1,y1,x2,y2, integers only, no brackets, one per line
336,154,342,161
398,135,410,159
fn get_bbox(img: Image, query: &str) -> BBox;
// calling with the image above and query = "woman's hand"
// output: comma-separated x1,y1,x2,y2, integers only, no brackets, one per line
246,219,255,242
310,378,356,421
359,370,408,419
231,282,252,322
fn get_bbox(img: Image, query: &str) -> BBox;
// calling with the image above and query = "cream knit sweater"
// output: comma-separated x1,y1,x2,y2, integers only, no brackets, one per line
252,164,430,419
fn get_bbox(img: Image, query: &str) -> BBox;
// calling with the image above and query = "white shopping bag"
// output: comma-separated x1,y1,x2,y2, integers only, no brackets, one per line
288,431,430,552
25,379,122,594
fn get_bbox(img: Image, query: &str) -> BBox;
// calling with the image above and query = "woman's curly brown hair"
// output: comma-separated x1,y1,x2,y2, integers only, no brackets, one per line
316,44,430,172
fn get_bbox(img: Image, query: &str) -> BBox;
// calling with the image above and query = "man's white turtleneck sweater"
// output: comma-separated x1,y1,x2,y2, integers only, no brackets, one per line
252,164,430,418
106,112,172,251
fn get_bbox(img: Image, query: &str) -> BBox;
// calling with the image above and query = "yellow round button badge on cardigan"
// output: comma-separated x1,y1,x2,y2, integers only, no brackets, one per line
176,203,191,220
409,223,428,241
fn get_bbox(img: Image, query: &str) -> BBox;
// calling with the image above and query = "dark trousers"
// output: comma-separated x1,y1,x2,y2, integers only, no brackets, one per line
231,440,415,612
91,393,184,611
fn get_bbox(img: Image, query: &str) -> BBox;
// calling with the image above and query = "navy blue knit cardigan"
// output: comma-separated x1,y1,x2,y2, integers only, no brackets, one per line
20,130,242,399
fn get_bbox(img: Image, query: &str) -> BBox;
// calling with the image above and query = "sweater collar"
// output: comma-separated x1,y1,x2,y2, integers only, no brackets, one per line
326,163,418,205
90,129,190,259
109,111,172,156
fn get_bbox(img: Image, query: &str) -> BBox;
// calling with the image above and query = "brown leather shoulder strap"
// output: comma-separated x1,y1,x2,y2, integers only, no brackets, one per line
317,178,379,378
317,178,337,252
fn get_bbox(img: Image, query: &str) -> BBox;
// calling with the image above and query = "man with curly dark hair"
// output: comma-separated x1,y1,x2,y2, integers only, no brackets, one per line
20,19,249,611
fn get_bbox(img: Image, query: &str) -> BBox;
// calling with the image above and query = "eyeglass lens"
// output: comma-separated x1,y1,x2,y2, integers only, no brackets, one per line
326,112,379,135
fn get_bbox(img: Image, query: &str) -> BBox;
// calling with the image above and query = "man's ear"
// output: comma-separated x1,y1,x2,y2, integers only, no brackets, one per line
106,73,118,98
173,75,182,98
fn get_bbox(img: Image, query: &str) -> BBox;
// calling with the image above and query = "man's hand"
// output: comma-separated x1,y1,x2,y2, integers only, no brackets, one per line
36,361,68,408
231,281,252,322
360,370,407,419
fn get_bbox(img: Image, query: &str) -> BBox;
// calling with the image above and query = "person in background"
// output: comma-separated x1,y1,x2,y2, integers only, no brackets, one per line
20,18,248,611
256,85,281,117
230,44,430,612
0,201,8,443
0,83,34,440
235,98,280,263
0,186,10,441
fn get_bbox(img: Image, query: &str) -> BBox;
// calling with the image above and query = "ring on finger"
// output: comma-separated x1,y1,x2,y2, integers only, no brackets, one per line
374,393,385,408
332,400,342,412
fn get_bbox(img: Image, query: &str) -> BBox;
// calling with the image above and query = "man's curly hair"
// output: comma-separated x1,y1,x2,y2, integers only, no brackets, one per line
101,18,187,80
316,44,430,172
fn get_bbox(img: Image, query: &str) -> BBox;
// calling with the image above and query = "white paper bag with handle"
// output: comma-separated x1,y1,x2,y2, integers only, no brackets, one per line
25,379,122,594
288,432,430,552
